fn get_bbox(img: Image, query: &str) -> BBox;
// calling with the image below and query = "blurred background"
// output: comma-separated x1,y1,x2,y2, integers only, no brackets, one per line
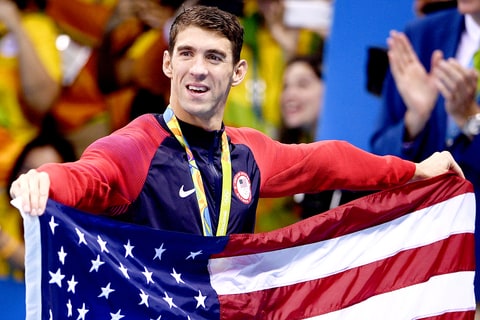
0,0,461,318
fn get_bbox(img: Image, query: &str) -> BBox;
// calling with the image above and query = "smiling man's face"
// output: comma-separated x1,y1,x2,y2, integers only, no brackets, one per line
163,26,247,131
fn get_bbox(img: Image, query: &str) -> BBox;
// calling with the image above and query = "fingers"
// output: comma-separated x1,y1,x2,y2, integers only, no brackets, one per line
387,30,424,83
386,31,437,120
435,151,465,179
433,58,477,115
9,169,50,216
435,59,467,94
387,31,418,73
414,151,465,181
430,50,443,69
447,153,465,179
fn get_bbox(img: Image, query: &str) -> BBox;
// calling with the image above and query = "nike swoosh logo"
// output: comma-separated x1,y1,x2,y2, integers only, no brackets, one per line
179,185,196,198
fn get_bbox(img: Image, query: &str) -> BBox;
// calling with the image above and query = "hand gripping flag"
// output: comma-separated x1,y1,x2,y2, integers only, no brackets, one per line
19,173,476,319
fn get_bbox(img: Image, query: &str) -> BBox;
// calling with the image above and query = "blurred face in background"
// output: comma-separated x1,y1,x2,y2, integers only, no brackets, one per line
457,0,480,16
20,145,64,173
281,60,323,130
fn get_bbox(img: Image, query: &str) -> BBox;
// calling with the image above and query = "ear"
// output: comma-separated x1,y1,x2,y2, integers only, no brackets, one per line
231,59,248,87
162,50,173,79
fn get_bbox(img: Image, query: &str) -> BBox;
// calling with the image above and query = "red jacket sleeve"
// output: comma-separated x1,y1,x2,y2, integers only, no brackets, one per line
227,127,416,198
38,114,166,214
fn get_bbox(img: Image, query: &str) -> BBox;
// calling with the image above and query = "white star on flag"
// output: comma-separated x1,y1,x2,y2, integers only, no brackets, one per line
142,266,155,284
67,275,78,293
97,235,110,253
49,216,58,234
48,268,65,287
77,303,89,320
170,268,185,284
119,263,129,279
99,282,115,299
124,240,134,258
66,299,72,316
58,246,67,265
110,309,125,320
90,254,105,272
194,290,207,308
186,250,202,260
154,243,166,260
75,228,87,245
162,292,177,309
139,289,149,307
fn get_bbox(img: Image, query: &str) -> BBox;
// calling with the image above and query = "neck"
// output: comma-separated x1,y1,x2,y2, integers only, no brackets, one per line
471,13,480,27
170,105,223,131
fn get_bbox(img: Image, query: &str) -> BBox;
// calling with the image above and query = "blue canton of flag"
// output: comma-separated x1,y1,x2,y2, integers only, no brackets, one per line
23,200,228,320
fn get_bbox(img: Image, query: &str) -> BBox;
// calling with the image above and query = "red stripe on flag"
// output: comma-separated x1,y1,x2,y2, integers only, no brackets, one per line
218,233,475,319
217,174,473,258
418,311,475,320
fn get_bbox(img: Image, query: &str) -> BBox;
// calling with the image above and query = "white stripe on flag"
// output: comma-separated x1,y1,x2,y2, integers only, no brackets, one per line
13,197,43,320
304,271,476,320
209,193,475,295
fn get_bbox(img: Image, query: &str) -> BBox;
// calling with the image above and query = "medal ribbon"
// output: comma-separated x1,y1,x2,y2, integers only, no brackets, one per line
163,107,232,236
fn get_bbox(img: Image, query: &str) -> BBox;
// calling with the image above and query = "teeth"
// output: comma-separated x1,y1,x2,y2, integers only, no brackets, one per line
188,85,207,92
285,102,296,109
284,103,299,112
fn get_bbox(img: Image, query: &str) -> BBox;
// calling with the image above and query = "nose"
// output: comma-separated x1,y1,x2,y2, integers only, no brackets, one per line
189,56,208,78
282,86,297,101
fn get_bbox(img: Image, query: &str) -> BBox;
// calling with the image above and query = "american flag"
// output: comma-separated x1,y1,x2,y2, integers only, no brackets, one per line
20,173,476,319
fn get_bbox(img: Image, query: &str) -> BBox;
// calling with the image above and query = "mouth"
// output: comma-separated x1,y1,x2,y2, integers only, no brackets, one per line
283,102,301,114
187,84,209,94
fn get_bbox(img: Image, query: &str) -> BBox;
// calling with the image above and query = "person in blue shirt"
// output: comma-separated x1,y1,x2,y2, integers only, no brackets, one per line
370,1,480,303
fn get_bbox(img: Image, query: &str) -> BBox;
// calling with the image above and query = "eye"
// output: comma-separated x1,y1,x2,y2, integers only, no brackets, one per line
298,78,314,89
207,53,223,63
179,51,192,57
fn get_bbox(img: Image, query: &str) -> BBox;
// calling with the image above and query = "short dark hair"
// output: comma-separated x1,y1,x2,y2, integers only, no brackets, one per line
168,5,244,64
14,0,47,10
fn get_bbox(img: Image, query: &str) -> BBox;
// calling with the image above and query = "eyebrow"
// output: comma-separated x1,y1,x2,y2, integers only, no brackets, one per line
176,45,228,59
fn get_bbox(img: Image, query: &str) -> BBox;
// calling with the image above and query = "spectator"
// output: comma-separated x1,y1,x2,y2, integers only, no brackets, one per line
45,0,119,157
256,53,325,231
279,54,370,220
279,54,324,144
223,0,324,134
97,0,185,128
0,115,76,277
366,0,458,97
370,1,480,305
0,0,61,274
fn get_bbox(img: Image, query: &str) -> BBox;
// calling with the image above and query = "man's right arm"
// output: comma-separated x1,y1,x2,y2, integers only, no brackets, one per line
10,114,166,216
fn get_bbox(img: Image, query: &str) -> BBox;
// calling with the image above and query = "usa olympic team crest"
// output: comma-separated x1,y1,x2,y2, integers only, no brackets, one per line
233,172,252,204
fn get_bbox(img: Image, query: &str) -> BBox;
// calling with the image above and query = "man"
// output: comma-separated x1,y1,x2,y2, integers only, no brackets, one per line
370,0,480,303
11,5,463,237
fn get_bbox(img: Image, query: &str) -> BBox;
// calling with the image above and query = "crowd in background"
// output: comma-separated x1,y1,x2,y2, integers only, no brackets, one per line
0,0,329,282
3,0,480,316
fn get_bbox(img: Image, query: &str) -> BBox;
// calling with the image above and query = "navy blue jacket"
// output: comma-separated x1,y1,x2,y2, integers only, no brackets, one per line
371,9,480,190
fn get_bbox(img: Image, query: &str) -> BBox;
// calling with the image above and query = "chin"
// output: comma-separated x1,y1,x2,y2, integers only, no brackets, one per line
457,2,480,14
285,121,302,129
